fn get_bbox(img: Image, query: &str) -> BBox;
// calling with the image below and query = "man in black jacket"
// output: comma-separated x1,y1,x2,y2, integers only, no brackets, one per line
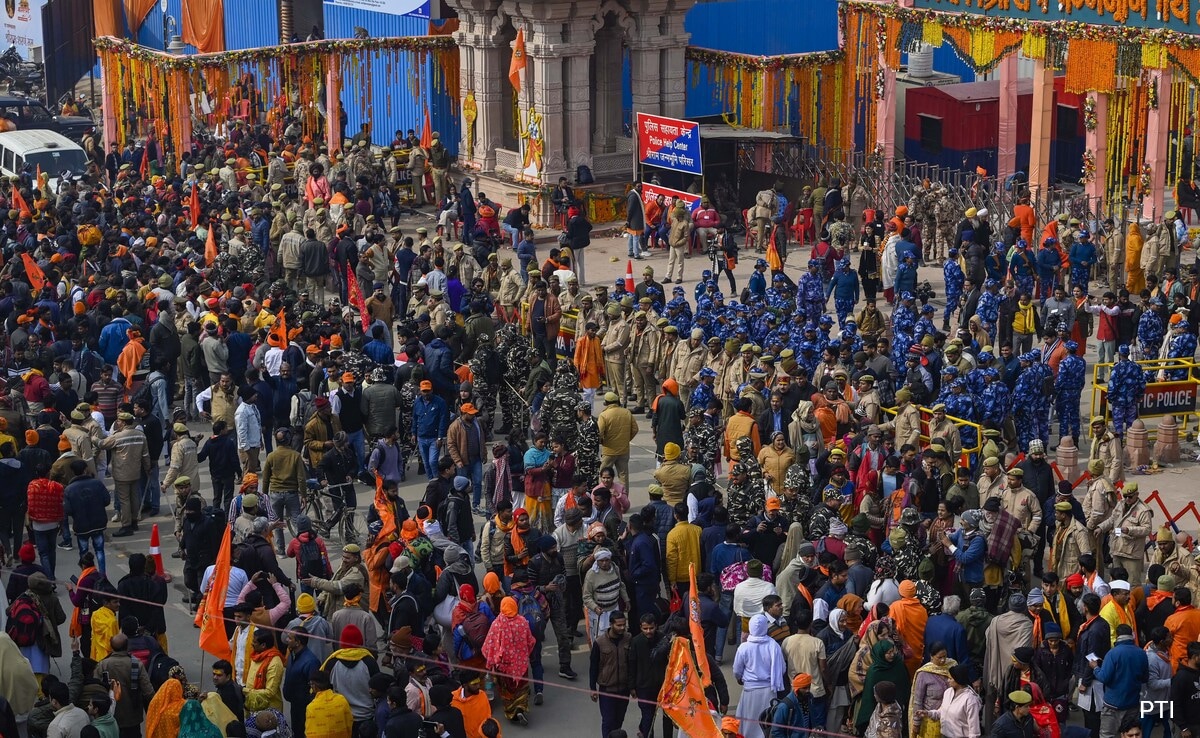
299,229,331,304
133,399,163,516
116,553,167,644
527,537,576,679
1171,641,1200,738
629,614,672,738
147,301,180,397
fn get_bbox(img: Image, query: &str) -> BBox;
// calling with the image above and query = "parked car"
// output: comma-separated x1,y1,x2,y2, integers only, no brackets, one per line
0,94,92,141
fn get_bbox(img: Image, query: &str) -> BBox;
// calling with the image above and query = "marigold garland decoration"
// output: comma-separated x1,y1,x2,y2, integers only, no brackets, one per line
1064,38,1117,94
96,35,459,152
684,46,847,147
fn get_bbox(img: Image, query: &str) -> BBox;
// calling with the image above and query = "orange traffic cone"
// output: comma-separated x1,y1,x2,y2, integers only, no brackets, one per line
624,259,635,294
149,524,171,582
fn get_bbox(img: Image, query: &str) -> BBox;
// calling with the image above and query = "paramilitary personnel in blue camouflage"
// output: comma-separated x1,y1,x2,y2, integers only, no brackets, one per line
943,248,965,331
826,258,861,328
1107,344,1147,436
1137,298,1167,362
1054,340,1087,445
1013,350,1050,449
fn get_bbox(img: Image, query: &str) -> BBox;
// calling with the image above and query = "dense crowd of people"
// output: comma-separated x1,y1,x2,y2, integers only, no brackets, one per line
0,117,1192,738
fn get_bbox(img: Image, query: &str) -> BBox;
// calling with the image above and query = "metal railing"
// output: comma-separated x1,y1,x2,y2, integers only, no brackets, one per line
733,139,1169,241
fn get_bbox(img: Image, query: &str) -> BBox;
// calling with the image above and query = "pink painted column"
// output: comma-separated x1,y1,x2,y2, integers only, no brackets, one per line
875,54,897,169
1028,59,1055,203
325,54,342,154
1142,68,1171,220
997,55,1018,183
101,63,118,147
1085,93,1107,203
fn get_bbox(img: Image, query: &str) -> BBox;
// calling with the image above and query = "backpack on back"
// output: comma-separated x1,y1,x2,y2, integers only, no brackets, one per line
298,536,327,578
514,589,546,640
292,390,317,428
6,594,42,647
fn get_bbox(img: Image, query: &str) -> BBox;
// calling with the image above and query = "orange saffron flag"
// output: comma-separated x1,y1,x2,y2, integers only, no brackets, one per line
268,307,287,348
204,227,218,267
508,28,526,91
20,253,45,292
11,186,30,218
189,187,200,229
373,473,397,542
688,564,711,687
658,637,721,738
139,146,149,179
196,522,233,662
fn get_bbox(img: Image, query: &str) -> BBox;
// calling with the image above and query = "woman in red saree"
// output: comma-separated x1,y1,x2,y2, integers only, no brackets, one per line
481,596,536,724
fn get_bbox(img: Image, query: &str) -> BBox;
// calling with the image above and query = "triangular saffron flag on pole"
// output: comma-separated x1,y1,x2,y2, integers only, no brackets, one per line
196,523,233,662
20,252,45,292
190,187,200,229
373,473,397,542
204,226,218,267
658,637,722,738
688,564,711,687
420,106,433,150
508,28,526,92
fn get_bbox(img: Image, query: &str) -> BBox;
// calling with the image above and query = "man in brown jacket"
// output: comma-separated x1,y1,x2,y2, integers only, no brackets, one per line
97,633,154,735
626,311,659,414
98,412,152,536
669,328,708,407
601,305,631,405
529,280,562,369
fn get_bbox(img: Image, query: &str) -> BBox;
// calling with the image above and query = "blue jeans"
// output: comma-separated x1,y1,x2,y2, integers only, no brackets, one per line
714,589,739,661
531,636,544,694
59,515,71,546
418,437,440,480
502,224,520,246
1142,712,1171,738
460,459,483,507
140,467,161,514
346,429,366,472
76,532,106,575
627,231,642,258
32,528,57,578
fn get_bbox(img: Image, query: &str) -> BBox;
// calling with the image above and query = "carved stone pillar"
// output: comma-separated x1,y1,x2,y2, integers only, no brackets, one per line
564,51,594,171
591,28,623,154
628,41,661,117
447,0,506,171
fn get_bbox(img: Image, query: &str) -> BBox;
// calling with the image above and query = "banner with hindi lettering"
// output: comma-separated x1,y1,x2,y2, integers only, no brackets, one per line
636,112,703,176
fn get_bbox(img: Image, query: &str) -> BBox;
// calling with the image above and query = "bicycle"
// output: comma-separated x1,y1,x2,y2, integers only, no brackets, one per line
287,479,362,545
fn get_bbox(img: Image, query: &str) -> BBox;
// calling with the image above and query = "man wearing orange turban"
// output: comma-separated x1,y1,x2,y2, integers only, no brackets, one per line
767,672,815,737
889,580,928,677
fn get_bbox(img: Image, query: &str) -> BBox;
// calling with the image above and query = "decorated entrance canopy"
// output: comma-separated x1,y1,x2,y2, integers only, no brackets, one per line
95,35,458,161
840,0,1200,214
684,45,849,147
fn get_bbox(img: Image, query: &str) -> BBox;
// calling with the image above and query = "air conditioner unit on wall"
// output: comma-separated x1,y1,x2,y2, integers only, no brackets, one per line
28,47,42,64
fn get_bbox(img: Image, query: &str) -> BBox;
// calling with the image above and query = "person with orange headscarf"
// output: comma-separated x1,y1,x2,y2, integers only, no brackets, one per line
889,580,928,677
145,677,187,738
482,596,536,723
1125,222,1146,294
116,327,148,397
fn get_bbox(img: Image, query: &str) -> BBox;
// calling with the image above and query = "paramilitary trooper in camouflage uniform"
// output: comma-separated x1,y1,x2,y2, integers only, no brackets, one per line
726,461,768,527
846,514,879,568
684,407,720,473
934,184,959,262
540,362,583,448
468,341,501,437
1054,340,1087,445
780,463,814,527
1108,344,1146,436
807,486,846,541
908,180,935,263
575,402,601,486
734,436,765,485
504,334,536,438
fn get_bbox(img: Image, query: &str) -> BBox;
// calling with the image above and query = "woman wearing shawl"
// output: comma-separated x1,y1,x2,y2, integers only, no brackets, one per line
147,679,187,738
818,608,857,735
451,584,488,675
856,639,910,733
1126,223,1146,294
848,611,899,716
181,699,226,738
732,613,786,738
481,596,536,724
915,663,980,738
0,633,38,716
908,642,956,738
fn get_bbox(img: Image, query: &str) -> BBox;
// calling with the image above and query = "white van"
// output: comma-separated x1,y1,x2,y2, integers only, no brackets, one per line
0,130,87,191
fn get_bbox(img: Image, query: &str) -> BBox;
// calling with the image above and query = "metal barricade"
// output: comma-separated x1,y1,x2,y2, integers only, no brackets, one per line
1090,357,1200,433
